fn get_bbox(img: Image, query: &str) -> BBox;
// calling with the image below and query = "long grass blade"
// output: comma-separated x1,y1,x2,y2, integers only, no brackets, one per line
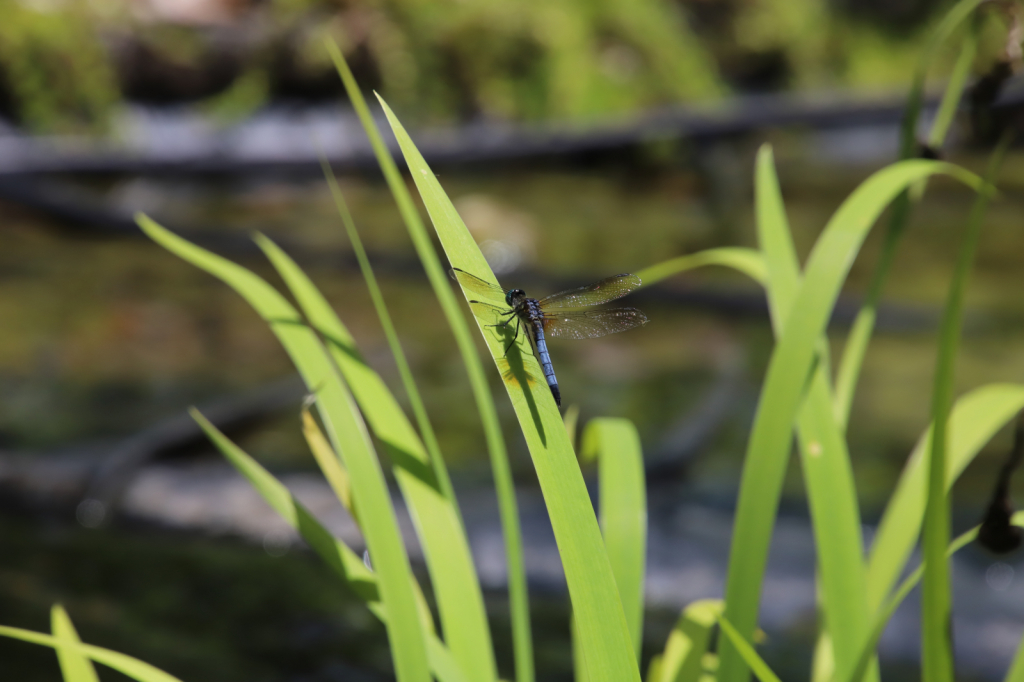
379,96,641,682
137,216,430,682
832,0,983,429
900,0,983,160
326,40,532,682
717,159,983,682
921,136,1008,682
926,32,978,150
581,418,647,660
191,408,483,682
257,234,496,682
650,600,722,682
318,156,457,516
50,605,99,682
191,408,381,604
755,144,872,682
0,626,184,682
635,247,767,288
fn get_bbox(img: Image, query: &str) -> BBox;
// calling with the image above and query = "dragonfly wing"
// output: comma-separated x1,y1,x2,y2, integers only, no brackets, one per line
468,300,513,321
538,274,642,309
450,268,506,298
542,307,648,340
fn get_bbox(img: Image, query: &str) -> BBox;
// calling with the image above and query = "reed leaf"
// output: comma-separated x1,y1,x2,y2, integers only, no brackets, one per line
326,41,532,682
257,235,496,682
717,159,983,682
581,417,647,659
137,216,430,682
0,626,184,682
379,96,641,682
755,144,872,682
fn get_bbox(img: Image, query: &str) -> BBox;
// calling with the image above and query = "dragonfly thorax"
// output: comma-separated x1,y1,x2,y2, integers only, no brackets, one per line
505,289,528,308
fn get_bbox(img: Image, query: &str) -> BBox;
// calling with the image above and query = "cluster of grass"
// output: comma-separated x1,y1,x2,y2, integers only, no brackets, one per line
5,1,1024,681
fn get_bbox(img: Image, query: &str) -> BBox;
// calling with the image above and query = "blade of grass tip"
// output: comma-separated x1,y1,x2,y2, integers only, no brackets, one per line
754,145,800,326
378,96,641,682
717,159,984,682
137,216,430,682
51,605,99,682
751,144,870,682
652,600,723,682
757,144,852,682
317,154,457,517
326,39,532,682
581,418,647,661
635,247,767,289
191,407,479,682
0,626,184,682
716,616,782,682
302,406,355,519
847,513,1024,682
865,383,1024,610
191,407,382,612
901,0,983,159
926,30,977,151
646,655,663,682
833,0,983,429
922,134,1009,682
256,234,495,682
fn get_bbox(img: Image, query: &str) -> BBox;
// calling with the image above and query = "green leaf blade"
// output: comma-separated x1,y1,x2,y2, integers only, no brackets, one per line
754,144,872,682
636,248,767,288
581,417,648,659
717,160,983,682
379,97,641,682
256,234,497,682
137,215,430,682
921,139,1007,682
0,626,185,682
327,42,533,682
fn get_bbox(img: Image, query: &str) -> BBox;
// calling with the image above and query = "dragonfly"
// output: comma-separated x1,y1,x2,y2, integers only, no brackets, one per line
451,268,648,407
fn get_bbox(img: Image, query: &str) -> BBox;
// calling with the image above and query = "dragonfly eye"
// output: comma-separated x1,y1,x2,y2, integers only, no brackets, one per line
505,289,525,307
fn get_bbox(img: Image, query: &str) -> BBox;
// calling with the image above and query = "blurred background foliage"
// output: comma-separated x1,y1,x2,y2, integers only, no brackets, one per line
0,0,1012,133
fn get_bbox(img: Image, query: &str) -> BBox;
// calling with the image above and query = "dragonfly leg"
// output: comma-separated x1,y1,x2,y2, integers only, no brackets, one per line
503,318,521,357
485,311,516,329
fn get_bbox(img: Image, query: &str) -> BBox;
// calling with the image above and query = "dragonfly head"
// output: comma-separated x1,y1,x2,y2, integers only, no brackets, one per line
505,289,526,308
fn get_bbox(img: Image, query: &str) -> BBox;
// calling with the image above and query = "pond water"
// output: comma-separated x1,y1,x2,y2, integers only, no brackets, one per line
3,131,1024,679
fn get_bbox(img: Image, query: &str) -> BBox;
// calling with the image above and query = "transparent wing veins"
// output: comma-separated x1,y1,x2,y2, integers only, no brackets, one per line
541,307,648,340
538,273,642,309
